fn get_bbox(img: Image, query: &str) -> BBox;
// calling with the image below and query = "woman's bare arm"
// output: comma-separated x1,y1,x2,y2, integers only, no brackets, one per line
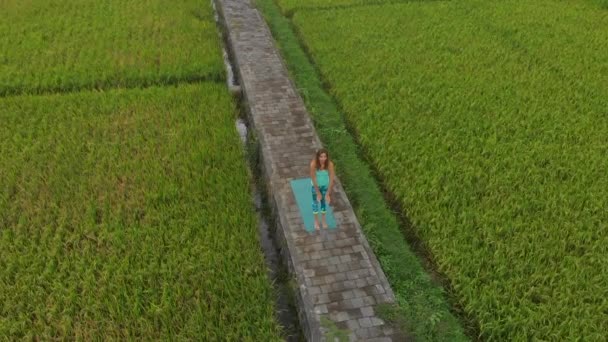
310,159,320,194
328,161,335,194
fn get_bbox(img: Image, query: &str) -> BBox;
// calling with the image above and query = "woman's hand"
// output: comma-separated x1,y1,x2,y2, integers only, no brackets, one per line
325,193,331,205
316,191,322,202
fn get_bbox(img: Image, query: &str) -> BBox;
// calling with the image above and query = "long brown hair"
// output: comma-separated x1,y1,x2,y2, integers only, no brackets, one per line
314,148,330,170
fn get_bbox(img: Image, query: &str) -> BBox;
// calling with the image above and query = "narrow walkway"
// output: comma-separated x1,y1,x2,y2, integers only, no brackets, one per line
215,0,399,340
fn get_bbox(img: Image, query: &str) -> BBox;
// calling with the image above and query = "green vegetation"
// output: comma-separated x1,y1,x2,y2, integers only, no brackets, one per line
278,0,608,13
256,0,468,340
0,0,224,96
1,0,283,339
276,0,422,14
291,0,608,339
0,84,282,340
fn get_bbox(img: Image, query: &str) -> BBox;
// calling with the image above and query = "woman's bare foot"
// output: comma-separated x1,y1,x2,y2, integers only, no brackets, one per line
322,217,328,229
314,221,320,230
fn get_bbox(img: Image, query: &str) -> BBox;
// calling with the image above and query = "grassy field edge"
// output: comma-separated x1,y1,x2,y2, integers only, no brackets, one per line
255,0,470,340
276,0,440,17
0,72,225,98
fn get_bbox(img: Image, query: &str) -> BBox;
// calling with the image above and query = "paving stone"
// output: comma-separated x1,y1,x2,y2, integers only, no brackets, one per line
329,256,341,265
303,269,315,277
315,266,329,276
367,327,384,338
352,288,367,298
330,248,343,257
330,311,349,322
370,317,385,327
355,278,368,288
359,317,374,328
315,293,330,304
314,305,328,314
327,292,343,303
336,238,356,248
352,245,365,253
327,302,341,313
324,274,336,284
362,296,377,306
317,259,330,267
339,254,352,263
351,253,365,262
366,276,379,286
367,338,392,342
311,277,325,286
335,272,347,282
331,282,345,293
347,270,361,281
357,269,371,278
362,261,376,271
373,284,386,295
343,280,356,290
346,319,360,331
323,240,336,249
307,259,321,269
308,286,321,296
347,297,365,309
342,290,355,300
361,306,374,317
337,263,350,273
355,327,371,339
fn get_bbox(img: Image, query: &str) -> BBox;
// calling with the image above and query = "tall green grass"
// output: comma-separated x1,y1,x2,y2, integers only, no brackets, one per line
0,84,282,340
292,0,608,339
276,0,431,15
0,0,224,96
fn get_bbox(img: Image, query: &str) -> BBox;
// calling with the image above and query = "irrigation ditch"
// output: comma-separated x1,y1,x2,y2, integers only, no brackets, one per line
212,1,304,340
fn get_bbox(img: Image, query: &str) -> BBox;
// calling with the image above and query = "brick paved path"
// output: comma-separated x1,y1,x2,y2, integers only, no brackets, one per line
214,0,400,340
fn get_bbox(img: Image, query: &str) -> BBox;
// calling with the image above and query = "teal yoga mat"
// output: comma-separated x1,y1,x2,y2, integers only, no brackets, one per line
290,178,337,232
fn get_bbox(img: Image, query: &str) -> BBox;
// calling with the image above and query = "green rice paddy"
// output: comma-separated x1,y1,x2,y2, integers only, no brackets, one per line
0,0,282,339
0,0,224,96
289,0,608,339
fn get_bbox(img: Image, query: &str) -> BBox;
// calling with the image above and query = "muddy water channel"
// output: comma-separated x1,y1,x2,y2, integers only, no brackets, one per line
236,117,303,341
213,1,303,338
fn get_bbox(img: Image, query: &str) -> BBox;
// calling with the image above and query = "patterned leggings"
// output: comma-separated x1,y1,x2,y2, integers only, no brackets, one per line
312,185,328,214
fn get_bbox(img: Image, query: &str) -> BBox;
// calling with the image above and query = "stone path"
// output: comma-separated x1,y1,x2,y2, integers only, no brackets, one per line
214,0,401,340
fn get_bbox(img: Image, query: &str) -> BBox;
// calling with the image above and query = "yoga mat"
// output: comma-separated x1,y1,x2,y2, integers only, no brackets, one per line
290,178,337,232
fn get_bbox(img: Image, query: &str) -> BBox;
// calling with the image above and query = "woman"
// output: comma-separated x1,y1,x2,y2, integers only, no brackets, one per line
310,148,335,230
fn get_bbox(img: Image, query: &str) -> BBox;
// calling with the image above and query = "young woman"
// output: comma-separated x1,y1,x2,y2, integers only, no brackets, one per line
310,148,335,230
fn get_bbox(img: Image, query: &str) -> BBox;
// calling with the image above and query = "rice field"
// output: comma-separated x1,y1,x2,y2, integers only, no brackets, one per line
290,0,608,339
1,0,283,339
0,0,224,96
276,0,429,14
0,84,282,340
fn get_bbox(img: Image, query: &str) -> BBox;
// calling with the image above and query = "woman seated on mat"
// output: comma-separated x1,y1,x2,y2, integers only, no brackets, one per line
310,148,335,230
